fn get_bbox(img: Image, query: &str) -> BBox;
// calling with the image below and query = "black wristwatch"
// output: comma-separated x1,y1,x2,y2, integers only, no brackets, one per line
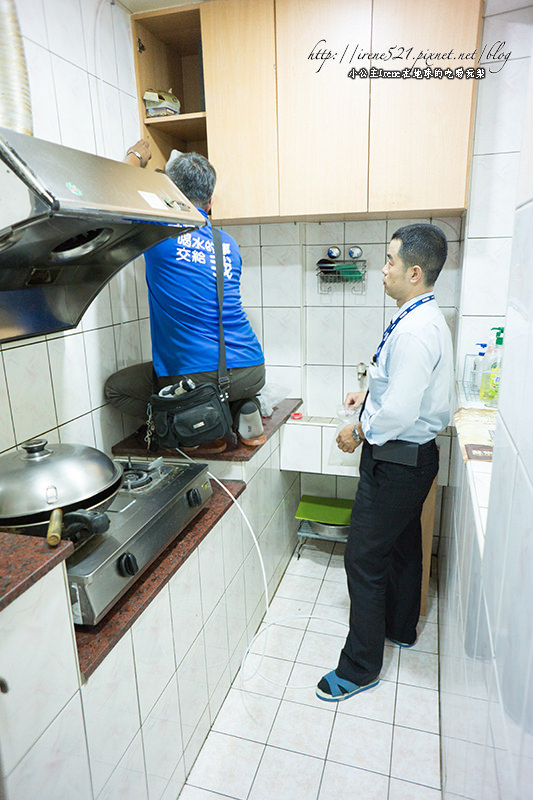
352,425,360,443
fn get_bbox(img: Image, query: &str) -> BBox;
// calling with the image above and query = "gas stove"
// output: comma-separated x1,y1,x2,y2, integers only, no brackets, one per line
67,456,212,626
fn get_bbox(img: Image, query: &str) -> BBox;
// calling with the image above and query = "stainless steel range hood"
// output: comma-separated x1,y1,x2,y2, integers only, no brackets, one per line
0,126,206,343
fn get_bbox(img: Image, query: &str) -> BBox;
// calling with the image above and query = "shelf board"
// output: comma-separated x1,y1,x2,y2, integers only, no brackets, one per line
144,112,206,142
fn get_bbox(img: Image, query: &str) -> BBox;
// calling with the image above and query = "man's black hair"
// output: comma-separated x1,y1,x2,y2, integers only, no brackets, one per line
391,223,448,286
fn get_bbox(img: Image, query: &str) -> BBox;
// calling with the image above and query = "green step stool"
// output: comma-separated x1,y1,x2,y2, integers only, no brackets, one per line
295,495,353,556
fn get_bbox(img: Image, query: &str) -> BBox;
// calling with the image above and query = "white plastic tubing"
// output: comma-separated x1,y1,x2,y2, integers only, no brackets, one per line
177,449,348,692
0,0,33,135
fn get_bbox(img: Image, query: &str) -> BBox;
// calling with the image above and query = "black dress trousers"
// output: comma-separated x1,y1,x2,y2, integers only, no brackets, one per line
337,438,439,685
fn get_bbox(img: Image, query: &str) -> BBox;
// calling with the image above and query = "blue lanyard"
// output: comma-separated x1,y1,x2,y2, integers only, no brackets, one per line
374,294,435,365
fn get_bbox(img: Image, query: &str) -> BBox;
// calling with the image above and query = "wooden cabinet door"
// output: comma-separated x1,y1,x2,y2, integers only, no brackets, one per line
276,0,371,217
369,0,482,213
201,0,278,220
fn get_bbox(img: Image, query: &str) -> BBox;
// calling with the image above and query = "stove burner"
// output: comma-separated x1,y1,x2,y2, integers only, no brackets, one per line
122,468,151,490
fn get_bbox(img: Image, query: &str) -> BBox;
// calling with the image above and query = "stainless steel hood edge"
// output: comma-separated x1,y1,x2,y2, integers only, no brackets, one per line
0,126,206,344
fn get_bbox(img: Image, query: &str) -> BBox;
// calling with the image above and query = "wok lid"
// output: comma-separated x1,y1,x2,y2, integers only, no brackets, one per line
0,439,122,522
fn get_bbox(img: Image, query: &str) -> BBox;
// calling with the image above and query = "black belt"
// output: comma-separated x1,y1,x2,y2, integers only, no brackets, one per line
369,438,435,467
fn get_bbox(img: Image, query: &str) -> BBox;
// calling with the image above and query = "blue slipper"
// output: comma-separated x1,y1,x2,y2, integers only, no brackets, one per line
386,637,416,648
316,670,379,702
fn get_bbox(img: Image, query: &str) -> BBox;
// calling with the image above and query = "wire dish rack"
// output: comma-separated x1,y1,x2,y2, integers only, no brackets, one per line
316,260,367,294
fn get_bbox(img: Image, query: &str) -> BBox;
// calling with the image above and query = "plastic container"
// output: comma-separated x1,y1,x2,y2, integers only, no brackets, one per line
479,328,504,406
470,343,487,391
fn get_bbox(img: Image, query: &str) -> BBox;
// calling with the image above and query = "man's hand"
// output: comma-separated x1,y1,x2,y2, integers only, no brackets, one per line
336,422,364,453
344,390,367,410
125,139,151,168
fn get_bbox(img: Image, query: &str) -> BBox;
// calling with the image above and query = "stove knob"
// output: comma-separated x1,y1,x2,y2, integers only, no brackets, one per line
187,488,203,507
118,552,139,577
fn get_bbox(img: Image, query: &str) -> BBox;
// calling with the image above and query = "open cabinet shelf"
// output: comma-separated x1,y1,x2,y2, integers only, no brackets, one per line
144,112,207,142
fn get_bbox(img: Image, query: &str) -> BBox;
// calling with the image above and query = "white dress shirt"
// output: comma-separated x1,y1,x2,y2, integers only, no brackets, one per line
361,292,454,446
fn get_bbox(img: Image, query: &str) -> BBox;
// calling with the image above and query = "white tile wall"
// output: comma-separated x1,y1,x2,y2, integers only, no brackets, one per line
2,341,57,443
0,565,80,776
441,6,533,797
457,2,533,371
5,694,92,800
131,587,176,723
0,0,143,456
81,631,140,796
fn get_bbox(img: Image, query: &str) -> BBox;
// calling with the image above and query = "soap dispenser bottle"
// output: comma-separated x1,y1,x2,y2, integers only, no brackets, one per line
479,327,504,406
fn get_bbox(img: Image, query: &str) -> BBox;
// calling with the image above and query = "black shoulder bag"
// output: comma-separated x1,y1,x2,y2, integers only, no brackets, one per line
146,228,234,449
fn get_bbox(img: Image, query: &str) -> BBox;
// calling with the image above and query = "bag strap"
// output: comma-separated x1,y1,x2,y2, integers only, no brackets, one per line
212,227,230,393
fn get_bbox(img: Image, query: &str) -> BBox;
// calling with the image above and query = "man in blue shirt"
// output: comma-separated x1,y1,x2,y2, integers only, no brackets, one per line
317,223,453,702
105,147,265,451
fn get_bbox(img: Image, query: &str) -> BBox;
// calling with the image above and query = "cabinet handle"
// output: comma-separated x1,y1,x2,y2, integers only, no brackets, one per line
0,677,9,694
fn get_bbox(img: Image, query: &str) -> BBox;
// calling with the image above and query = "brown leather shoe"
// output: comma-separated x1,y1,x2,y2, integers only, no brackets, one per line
181,439,227,455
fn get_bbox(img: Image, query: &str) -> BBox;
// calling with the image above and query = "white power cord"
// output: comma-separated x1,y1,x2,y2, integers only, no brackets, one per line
176,447,349,691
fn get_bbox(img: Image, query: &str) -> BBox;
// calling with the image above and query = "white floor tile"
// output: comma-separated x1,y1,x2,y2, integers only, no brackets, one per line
267,699,335,758
180,530,444,800
328,714,393,775
295,630,345,670
423,594,438,623
179,786,237,800
394,684,440,734
389,777,442,799
412,621,439,654
237,653,294,699
275,573,324,603
250,624,305,661
398,650,439,691
212,689,280,743
318,761,389,800
186,731,263,799
381,645,400,682
248,745,323,800
282,662,334,710
316,579,350,608
337,679,397,724
264,596,314,630
285,553,330,580
390,726,441,789
307,603,349,637
323,563,347,584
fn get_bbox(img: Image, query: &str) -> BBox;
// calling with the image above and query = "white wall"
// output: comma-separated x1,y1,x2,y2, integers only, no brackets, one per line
456,0,533,372
440,3,533,798
0,0,146,457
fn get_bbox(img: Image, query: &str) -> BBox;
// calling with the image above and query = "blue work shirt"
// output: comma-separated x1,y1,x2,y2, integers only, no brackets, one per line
145,209,264,377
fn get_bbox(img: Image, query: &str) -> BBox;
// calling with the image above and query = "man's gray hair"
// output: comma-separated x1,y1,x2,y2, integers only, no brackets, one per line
165,152,216,208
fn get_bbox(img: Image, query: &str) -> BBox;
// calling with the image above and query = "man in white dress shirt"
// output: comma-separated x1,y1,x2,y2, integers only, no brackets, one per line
317,223,453,702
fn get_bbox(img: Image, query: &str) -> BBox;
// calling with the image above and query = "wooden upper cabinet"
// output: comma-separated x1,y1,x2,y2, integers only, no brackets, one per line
201,0,278,221
131,6,207,171
275,0,371,217
369,0,482,213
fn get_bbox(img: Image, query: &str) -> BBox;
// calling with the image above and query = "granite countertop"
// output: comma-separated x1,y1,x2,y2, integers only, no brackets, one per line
454,406,497,462
454,403,495,554
111,398,302,462
0,533,73,613
75,478,245,679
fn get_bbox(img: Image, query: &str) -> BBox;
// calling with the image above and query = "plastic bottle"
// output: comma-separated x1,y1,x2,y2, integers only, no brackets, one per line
479,328,504,405
471,343,487,391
